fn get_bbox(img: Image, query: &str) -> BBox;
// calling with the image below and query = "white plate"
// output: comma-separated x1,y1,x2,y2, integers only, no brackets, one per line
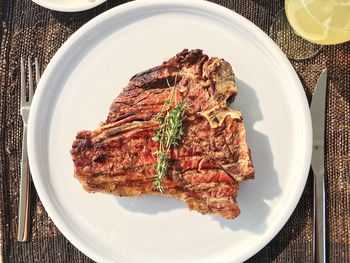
28,1,312,262
32,0,106,12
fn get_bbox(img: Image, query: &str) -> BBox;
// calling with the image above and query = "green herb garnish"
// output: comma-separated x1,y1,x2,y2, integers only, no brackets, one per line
152,76,187,192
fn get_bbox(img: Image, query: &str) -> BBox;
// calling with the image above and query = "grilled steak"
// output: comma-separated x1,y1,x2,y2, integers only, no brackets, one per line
71,49,254,219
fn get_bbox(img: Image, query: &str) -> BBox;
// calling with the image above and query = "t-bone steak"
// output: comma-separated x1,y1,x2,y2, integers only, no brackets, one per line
71,49,254,219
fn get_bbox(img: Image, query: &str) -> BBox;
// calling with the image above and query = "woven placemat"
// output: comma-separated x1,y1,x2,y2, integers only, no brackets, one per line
0,0,349,262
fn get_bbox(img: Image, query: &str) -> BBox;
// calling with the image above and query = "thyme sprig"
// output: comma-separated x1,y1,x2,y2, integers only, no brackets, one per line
152,77,187,193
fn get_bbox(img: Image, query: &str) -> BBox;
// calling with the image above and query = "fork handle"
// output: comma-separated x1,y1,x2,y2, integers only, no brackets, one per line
17,125,30,242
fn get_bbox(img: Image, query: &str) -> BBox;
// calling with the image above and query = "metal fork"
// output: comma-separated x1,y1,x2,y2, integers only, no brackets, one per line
18,57,40,242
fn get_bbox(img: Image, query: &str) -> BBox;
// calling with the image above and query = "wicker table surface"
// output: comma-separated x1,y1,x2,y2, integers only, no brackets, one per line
0,1,349,262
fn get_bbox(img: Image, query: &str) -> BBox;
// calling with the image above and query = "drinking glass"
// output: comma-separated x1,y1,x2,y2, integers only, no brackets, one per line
270,0,350,60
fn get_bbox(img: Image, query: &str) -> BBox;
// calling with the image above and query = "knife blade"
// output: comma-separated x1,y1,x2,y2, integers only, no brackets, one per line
310,68,327,263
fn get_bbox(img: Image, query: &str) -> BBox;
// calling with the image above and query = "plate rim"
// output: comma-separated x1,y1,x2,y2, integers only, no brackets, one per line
31,0,106,12
28,1,312,262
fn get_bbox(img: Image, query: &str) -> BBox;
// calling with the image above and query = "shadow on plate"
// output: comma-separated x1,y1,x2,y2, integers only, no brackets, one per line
117,79,281,235
116,195,187,215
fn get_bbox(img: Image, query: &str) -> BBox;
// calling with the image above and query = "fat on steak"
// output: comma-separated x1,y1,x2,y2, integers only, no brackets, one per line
71,49,254,219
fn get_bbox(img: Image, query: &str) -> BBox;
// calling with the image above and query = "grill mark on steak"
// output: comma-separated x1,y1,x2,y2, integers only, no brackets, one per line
133,75,179,90
73,124,244,179
71,49,254,219
75,142,240,181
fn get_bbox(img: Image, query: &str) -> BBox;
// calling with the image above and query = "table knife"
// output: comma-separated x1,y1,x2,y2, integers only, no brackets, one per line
310,68,327,263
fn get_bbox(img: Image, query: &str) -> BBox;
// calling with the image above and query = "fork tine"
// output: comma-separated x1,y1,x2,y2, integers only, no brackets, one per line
34,58,40,87
27,57,34,102
21,58,26,105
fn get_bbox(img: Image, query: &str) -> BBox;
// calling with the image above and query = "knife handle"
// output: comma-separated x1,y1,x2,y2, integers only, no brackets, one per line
313,170,326,263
